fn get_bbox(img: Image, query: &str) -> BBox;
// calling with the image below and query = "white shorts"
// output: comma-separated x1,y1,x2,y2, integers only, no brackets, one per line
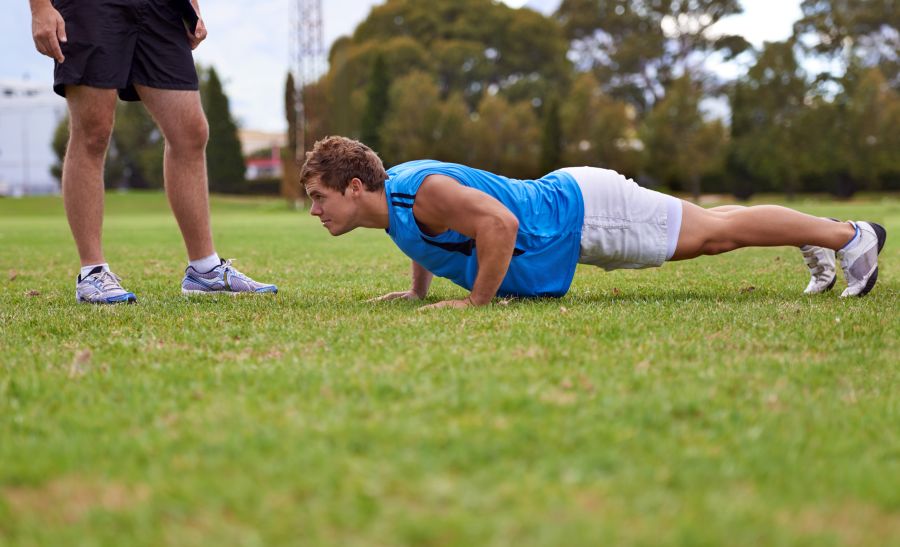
562,167,683,271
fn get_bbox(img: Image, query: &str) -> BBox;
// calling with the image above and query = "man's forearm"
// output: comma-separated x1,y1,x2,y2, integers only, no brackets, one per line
469,217,518,305
410,261,433,297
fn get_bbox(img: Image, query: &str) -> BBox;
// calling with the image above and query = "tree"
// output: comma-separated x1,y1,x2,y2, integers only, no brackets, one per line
352,0,570,105
380,72,450,164
468,94,540,179
641,75,726,199
729,41,810,199
360,54,391,156
50,103,162,189
200,66,246,193
308,0,571,140
285,72,298,157
832,68,900,192
50,115,68,183
794,0,900,90
282,71,302,203
540,96,562,174
560,73,641,177
110,101,164,189
555,0,750,113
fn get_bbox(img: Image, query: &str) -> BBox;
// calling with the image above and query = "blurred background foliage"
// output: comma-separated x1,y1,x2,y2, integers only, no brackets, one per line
300,0,900,199
52,0,900,199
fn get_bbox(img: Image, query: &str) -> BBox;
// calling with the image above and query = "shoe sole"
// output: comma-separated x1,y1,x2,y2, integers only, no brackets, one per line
182,288,277,296
76,294,137,304
856,222,887,298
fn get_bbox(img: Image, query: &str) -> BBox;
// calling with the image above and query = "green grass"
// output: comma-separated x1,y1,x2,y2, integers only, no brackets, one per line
1,192,898,546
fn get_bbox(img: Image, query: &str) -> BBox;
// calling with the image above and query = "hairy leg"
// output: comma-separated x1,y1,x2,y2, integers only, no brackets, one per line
62,86,118,266
671,200,856,261
135,86,213,261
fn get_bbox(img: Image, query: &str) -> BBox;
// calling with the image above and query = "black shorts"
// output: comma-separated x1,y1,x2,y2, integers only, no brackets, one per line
52,0,199,102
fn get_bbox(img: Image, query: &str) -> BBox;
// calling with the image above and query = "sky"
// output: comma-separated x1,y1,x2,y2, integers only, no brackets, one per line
2,0,802,132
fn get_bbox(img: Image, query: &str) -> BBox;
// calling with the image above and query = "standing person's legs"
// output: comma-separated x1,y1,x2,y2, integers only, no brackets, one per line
134,86,214,262
62,86,118,267
136,85,277,295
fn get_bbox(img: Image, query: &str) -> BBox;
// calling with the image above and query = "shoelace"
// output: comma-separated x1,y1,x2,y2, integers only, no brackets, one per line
220,259,252,281
801,248,828,278
91,270,124,292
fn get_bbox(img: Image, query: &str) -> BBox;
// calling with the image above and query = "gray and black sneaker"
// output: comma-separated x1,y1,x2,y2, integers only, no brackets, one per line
838,221,887,298
75,266,137,304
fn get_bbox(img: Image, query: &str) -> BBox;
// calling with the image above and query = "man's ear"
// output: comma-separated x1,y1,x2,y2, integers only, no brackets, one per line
349,177,364,195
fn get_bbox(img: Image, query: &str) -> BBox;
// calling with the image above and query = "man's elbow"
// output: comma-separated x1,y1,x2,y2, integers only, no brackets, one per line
489,212,519,240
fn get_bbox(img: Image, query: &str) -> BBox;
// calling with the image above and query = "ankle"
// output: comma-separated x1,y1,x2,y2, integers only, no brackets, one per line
838,222,859,251
80,263,109,279
189,253,221,272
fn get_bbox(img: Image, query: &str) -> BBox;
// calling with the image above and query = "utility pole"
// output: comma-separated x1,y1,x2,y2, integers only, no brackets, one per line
290,0,324,161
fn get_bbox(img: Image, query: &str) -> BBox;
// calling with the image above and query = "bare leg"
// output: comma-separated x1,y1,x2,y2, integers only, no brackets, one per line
135,86,214,261
672,200,856,261
62,86,118,266
708,205,746,213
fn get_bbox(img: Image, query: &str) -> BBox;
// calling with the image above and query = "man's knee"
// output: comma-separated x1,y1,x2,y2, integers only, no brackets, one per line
166,114,209,153
698,215,740,255
70,119,114,158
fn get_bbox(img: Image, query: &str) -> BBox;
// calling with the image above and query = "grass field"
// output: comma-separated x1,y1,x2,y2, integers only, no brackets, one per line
1,192,898,546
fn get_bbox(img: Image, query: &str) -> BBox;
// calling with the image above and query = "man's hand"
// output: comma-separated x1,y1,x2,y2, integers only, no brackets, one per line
418,298,476,310
368,290,421,303
187,17,207,50
31,3,67,63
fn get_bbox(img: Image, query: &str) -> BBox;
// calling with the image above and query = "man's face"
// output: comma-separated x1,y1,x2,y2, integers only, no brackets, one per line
306,177,360,236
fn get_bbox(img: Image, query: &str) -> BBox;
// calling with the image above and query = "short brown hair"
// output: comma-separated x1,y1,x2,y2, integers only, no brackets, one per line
299,136,388,194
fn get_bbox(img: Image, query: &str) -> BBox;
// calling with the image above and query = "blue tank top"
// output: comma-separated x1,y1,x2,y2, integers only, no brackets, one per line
385,160,584,298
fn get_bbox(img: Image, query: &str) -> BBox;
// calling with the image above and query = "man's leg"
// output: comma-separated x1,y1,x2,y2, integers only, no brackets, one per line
672,201,886,297
134,86,214,261
135,85,277,295
62,86,118,266
64,86,138,304
671,201,855,259
702,204,839,294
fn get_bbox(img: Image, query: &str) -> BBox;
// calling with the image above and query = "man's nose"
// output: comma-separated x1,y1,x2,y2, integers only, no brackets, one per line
310,203,321,216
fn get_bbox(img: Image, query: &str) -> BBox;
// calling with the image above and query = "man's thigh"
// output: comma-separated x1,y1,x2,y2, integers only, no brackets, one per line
134,86,207,143
65,86,119,135
669,200,727,261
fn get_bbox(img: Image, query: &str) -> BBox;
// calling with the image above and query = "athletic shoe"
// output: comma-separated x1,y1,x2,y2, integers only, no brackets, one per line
838,221,887,298
75,266,137,304
181,259,277,295
800,245,837,294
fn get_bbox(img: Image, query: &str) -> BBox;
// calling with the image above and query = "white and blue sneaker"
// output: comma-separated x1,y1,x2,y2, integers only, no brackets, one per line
75,266,137,304
838,221,887,298
181,259,277,296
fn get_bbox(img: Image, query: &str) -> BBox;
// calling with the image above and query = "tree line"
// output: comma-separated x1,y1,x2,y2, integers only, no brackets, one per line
294,0,900,198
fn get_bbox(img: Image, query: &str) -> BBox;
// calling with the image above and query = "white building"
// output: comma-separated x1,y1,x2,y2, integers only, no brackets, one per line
0,80,67,196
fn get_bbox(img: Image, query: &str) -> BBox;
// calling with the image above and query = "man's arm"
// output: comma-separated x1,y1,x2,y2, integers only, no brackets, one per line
30,0,67,63
414,174,519,308
369,260,434,302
